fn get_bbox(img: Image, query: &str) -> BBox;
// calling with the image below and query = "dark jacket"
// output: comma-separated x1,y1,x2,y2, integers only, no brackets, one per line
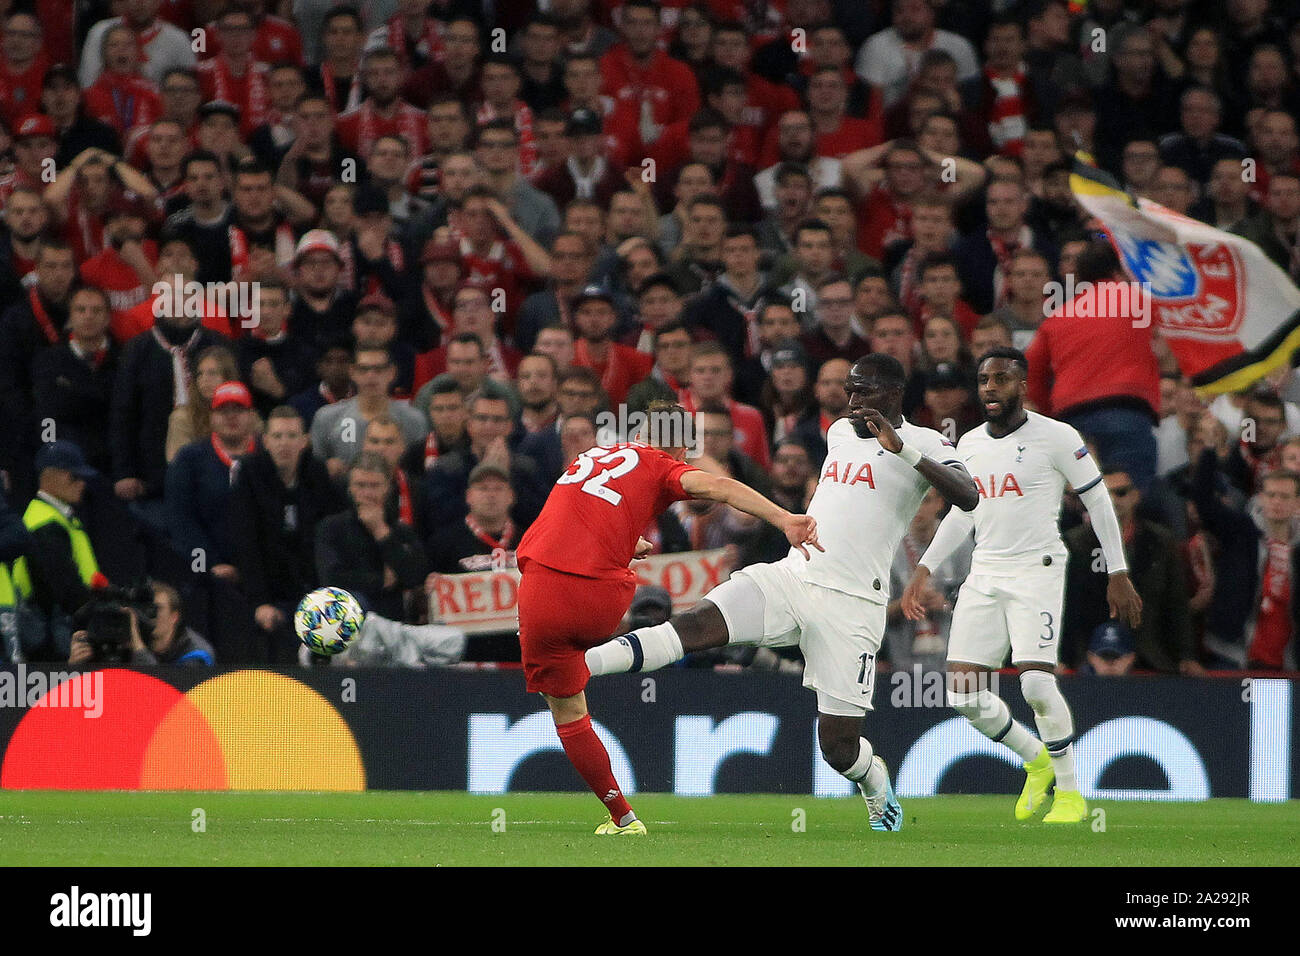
30,341,120,474
423,449,549,530
165,437,252,566
953,226,1058,315
1191,448,1260,650
236,332,320,417
0,290,69,486
1063,518,1193,672
110,321,225,497
0,489,28,565
315,509,429,620
228,446,348,609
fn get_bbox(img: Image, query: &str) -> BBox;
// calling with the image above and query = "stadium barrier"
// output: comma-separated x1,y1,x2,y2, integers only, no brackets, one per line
428,547,733,632
0,666,1293,801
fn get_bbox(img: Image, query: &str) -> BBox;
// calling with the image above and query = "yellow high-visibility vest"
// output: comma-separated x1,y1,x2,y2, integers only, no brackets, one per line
11,498,99,599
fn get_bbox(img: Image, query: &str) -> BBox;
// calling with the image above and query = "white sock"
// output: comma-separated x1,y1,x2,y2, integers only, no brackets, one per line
584,622,684,677
617,810,637,826
949,689,1043,763
842,737,887,795
1020,670,1077,791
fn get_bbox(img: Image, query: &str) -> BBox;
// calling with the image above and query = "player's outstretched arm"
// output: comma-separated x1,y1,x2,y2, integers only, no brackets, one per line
902,506,976,619
679,470,824,558
861,409,979,512
1076,479,1143,629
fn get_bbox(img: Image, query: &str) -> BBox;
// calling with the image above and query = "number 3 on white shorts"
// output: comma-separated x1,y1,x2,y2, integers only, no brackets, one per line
556,448,641,505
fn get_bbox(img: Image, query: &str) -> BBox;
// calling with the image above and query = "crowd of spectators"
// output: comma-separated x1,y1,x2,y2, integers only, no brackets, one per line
1,0,1299,673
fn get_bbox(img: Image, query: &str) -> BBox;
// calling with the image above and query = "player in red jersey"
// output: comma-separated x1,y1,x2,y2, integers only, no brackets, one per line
515,401,820,834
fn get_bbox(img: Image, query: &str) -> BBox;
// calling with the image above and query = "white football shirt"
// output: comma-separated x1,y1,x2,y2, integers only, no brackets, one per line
942,411,1102,575
786,417,962,604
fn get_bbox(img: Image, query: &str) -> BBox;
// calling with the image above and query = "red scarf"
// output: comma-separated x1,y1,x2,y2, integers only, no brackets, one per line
387,14,443,68
423,433,443,471
211,432,256,470
984,65,1028,156
135,21,162,64
465,512,516,551
209,56,269,130
1252,536,1293,669
29,288,59,344
423,284,453,338
394,468,414,527
987,228,1023,308
229,224,250,280
319,62,362,113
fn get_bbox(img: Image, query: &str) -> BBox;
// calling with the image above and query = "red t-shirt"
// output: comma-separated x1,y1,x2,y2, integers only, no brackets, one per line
80,242,158,322
199,16,304,65
600,44,700,140
0,53,48,128
517,441,697,579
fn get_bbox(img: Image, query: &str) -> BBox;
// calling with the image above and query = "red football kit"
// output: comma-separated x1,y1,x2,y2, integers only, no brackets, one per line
515,441,698,698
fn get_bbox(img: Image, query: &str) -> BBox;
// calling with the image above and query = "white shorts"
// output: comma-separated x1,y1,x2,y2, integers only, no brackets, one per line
947,567,1065,669
704,558,886,716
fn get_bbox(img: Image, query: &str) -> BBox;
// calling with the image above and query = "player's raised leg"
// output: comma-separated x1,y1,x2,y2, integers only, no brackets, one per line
584,599,730,676
1019,663,1086,823
946,662,1053,819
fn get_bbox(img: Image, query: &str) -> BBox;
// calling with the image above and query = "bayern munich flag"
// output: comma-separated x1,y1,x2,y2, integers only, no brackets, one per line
1070,159,1300,396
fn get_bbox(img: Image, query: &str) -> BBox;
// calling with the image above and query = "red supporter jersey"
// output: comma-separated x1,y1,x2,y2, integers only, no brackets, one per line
200,16,304,65
0,54,48,128
517,441,698,580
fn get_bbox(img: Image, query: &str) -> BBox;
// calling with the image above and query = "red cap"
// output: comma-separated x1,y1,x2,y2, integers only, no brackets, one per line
14,113,55,140
358,292,396,316
212,381,253,409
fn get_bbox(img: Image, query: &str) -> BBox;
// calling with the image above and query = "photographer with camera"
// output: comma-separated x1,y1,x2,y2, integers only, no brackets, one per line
10,442,102,662
69,581,214,667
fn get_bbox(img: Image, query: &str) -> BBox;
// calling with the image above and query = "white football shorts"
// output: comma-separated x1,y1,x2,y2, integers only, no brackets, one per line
947,566,1066,669
704,557,886,717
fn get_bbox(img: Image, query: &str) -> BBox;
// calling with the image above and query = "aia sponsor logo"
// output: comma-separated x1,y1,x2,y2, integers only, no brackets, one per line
820,460,876,487
974,473,1023,498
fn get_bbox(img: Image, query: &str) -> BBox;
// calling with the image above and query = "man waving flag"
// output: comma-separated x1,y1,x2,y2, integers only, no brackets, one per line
1070,160,1300,396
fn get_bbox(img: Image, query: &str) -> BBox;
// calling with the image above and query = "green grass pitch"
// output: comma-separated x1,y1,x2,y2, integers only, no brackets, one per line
1,791,1296,866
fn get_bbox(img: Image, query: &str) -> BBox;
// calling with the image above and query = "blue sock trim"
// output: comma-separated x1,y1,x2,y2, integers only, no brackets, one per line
624,633,644,673
1044,735,1074,755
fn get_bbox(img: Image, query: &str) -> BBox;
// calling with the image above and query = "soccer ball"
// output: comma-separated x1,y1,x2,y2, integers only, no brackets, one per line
295,587,366,655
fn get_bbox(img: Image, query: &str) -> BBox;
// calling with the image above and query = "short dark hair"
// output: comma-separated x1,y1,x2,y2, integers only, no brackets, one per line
447,331,486,355
977,345,1030,376
181,150,222,177
852,353,906,389
322,4,363,30
793,218,832,244
1075,239,1122,283
688,108,730,135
